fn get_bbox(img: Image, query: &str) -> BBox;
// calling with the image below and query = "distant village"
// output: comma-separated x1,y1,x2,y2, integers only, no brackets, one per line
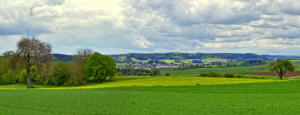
117,60,230,69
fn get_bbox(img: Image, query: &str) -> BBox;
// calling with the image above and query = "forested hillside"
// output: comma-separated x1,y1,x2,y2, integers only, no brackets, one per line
53,53,300,62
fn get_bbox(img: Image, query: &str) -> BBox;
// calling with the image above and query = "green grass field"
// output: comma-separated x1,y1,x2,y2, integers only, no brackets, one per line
2,60,300,114
161,65,269,76
202,58,228,63
0,76,299,114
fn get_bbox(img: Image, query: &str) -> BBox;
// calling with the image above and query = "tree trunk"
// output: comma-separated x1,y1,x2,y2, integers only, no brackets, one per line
279,71,284,80
26,55,31,88
26,72,31,88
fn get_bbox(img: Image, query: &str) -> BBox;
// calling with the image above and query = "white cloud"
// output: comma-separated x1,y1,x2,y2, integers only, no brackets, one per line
1,0,300,55
132,34,152,48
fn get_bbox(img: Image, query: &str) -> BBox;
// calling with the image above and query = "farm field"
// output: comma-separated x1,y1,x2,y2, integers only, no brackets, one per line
0,76,299,114
161,65,270,76
161,62,300,77
0,76,278,90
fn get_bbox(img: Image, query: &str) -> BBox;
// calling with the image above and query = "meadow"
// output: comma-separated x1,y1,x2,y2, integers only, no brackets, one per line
1,60,300,114
0,76,299,114
161,62,300,77
161,65,270,76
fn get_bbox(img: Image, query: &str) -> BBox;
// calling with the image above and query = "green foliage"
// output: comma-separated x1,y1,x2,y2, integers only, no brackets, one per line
84,52,116,82
67,48,92,85
165,73,171,76
115,72,123,77
30,66,41,83
224,73,235,78
199,72,221,77
0,55,21,84
151,68,160,76
269,59,295,79
117,68,161,76
17,69,27,83
0,70,16,84
49,61,71,86
198,72,265,79
67,62,87,86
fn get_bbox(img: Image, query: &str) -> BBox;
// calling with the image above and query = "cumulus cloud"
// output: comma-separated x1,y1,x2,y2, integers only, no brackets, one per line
1,0,300,55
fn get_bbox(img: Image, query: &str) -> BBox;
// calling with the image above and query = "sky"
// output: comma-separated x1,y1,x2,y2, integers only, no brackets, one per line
1,0,300,55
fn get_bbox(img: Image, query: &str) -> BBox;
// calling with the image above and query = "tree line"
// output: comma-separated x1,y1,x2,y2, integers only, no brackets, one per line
0,37,116,88
116,68,160,76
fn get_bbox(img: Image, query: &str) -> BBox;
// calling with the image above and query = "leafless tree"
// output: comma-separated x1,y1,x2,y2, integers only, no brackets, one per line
69,48,93,85
16,37,52,88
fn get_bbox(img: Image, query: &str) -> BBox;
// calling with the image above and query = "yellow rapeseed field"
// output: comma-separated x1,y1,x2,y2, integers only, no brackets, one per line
0,76,283,90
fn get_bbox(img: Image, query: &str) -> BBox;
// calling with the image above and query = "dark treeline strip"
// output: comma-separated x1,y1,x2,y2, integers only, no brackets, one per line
117,68,160,76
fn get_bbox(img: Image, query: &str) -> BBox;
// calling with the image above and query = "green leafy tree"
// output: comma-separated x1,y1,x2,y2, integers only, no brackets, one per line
84,52,116,82
50,61,71,86
269,59,295,79
151,68,161,76
0,51,23,84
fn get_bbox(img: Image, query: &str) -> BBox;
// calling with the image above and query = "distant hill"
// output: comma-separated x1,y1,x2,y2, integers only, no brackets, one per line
261,55,300,60
53,54,74,62
111,53,264,60
52,53,300,62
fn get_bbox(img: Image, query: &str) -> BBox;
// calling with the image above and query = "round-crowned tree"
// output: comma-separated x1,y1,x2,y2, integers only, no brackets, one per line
84,52,116,82
269,59,295,80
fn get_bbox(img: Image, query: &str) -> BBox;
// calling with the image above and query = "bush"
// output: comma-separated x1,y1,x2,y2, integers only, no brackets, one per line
17,69,27,83
199,72,209,77
49,61,71,86
224,73,235,78
199,72,221,77
199,72,247,78
115,72,123,77
165,73,171,76
235,74,244,78
0,70,17,84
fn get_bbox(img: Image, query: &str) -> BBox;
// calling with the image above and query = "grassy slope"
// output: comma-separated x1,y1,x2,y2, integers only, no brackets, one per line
131,58,150,63
0,79,300,114
202,58,227,63
161,59,300,76
161,65,270,76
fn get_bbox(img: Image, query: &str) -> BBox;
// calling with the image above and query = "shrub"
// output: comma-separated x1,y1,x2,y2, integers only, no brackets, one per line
252,76,265,79
17,69,27,83
115,72,123,77
0,70,17,84
199,72,247,78
224,73,235,78
49,61,71,86
199,72,221,77
165,73,171,76
235,74,244,78
199,72,209,77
